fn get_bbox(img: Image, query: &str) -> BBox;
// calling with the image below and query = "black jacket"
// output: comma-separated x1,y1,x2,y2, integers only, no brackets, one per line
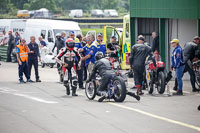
52,38,65,54
28,42,40,60
183,41,198,63
151,36,159,52
89,58,115,80
129,44,156,67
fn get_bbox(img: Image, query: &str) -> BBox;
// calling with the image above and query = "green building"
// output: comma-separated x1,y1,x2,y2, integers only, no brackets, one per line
130,0,200,69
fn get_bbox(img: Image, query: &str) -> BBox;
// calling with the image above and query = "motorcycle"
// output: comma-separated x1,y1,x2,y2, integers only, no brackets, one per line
85,74,139,102
192,60,200,89
40,46,56,68
146,60,166,94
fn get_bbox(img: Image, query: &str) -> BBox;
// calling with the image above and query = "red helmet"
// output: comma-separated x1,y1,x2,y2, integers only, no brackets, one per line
66,38,75,50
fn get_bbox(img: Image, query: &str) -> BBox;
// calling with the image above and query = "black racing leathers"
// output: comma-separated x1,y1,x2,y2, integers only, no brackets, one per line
89,58,115,94
129,44,156,86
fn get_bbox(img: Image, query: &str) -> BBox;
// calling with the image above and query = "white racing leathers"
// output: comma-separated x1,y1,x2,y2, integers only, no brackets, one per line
57,47,81,93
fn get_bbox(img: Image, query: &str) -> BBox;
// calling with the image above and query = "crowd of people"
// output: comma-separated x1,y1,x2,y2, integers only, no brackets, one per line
0,30,200,100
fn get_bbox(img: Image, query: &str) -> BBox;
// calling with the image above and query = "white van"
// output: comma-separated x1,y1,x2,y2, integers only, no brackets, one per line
69,10,83,18
104,9,118,17
0,19,82,49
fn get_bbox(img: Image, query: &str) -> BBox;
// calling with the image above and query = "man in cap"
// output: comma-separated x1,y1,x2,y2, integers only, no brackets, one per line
173,36,200,92
107,36,121,58
95,33,106,55
129,37,156,95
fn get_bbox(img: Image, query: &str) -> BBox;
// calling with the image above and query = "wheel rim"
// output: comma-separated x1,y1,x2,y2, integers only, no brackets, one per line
86,82,95,98
113,80,122,99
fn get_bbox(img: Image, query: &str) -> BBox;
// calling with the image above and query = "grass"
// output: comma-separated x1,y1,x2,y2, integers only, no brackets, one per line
81,28,104,36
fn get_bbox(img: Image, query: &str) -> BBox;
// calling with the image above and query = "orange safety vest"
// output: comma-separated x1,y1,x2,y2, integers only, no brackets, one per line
17,44,28,62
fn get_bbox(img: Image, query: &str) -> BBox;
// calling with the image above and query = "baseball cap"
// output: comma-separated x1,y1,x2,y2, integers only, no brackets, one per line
193,36,200,40
69,31,75,35
170,39,179,44
137,37,145,41
97,33,103,36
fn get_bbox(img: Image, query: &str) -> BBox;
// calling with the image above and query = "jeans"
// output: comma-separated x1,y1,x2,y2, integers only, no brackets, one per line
176,65,185,91
28,58,39,80
18,61,30,81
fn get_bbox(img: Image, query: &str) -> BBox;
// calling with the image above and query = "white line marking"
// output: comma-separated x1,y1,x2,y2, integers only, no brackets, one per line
0,87,58,104
14,93,58,104
77,92,200,132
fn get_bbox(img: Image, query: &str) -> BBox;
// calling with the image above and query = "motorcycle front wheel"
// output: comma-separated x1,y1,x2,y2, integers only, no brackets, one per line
85,81,97,100
157,71,165,94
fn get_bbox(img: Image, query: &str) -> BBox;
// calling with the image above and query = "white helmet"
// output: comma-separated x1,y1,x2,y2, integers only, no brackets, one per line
56,33,61,37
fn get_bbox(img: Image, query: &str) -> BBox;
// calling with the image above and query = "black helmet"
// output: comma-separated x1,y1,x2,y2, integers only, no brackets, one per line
95,51,104,60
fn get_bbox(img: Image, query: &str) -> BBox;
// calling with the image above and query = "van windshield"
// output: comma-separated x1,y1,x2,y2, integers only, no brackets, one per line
53,30,82,38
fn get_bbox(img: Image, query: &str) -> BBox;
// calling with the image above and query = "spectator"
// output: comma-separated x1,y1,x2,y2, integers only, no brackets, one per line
0,30,8,46
28,36,41,82
96,33,106,55
151,32,159,53
61,31,67,42
107,36,121,58
16,38,33,83
79,34,97,77
52,33,65,54
170,39,185,95
38,36,47,48
7,31,15,62
15,32,21,46
174,36,200,92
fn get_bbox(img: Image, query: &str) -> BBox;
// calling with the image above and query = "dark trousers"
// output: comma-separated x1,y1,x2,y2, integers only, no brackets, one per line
77,68,83,87
83,65,87,81
175,62,196,90
28,58,39,80
18,61,30,81
133,65,145,86
98,74,113,93
7,44,14,62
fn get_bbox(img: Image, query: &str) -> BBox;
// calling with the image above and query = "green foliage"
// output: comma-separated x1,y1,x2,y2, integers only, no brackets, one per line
0,0,129,17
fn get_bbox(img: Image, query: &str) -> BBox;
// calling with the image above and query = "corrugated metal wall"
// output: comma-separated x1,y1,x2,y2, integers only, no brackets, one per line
130,0,200,19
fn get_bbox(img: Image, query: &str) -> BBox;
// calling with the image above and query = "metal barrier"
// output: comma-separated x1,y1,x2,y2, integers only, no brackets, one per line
0,45,14,62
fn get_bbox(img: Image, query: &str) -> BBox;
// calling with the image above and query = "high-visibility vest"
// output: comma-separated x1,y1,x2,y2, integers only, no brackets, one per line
17,44,28,62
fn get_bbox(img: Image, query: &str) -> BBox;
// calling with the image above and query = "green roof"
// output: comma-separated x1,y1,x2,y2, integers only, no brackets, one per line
130,0,200,19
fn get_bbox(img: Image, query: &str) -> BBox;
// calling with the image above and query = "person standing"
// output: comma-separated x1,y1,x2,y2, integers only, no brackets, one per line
174,36,200,92
52,33,65,54
96,33,106,55
129,37,156,95
107,36,121,58
16,38,33,83
0,30,8,46
28,36,41,82
7,31,15,62
38,36,47,48
151,32,159,53
171,39,185,95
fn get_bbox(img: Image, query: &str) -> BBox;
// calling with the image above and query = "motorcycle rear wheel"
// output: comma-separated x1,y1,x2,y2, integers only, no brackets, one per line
112,76,126,102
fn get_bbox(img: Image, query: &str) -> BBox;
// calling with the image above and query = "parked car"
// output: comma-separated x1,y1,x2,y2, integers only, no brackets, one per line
91,9,104,17
69,10,83,18
17,10,30,18
104,9,118,17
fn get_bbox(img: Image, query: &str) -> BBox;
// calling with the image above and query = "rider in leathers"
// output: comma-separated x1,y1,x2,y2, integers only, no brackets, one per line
57,38,80,96
87,52,140,102
129,37,156,95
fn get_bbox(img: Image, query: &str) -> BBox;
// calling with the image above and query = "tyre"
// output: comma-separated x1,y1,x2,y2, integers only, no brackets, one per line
41,63,45,68
85,81,97,100
157,71,165,94
112,76,126,102
50,64,54,68
148,73,154,94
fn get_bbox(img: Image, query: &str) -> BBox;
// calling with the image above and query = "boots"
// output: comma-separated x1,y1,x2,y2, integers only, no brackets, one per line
127,91,140,101
72,87,78,96
98,91,107,102
64,81,70,95
136,85,144,95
